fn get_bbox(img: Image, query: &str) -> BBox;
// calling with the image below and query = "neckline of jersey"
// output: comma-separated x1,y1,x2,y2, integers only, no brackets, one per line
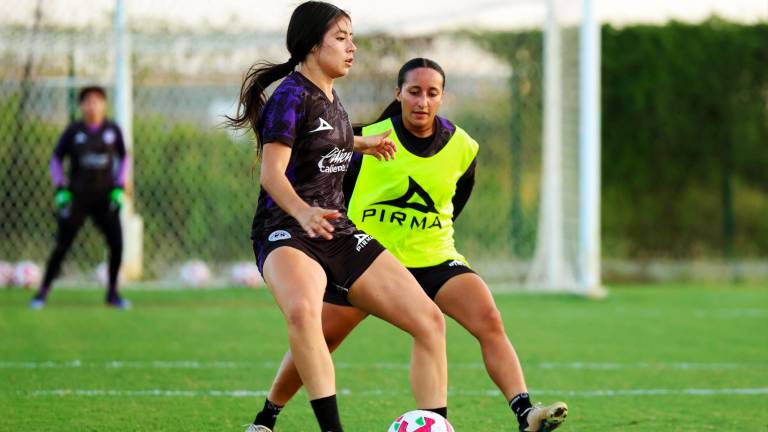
391,115,454,159
293,71,337,104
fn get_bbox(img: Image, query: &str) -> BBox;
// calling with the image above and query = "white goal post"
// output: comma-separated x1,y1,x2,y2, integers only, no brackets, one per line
525,0,605,297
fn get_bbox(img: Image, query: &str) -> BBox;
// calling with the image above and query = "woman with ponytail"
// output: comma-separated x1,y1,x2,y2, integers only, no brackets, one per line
230,4,448,432
249,58,569,432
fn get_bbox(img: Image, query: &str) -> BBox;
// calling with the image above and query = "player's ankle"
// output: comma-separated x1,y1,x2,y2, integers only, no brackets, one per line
253,398,283,429
510,392,533,427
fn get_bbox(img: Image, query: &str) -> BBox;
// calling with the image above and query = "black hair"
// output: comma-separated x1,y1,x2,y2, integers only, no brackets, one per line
226,1,350,155
78,86,106,103
372,58,446,124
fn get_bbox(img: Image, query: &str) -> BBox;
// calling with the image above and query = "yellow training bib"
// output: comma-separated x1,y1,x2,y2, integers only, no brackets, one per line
348,118,479,267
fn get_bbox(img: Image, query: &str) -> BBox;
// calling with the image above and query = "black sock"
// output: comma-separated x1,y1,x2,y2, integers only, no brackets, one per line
424,407,448,419
310,395,343,432
510,392,533,426
253,398,283,429
106,282,119,301
33,284,49,301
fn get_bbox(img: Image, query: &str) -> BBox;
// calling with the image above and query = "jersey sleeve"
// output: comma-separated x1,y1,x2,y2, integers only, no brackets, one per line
113,124,127,158
53,125,73,159
259,84,305,147
50,125,73,187
452,156,476,221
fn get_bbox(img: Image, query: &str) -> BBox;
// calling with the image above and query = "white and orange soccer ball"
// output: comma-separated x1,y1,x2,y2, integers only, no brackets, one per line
179,260,212,287
13,261,42,288
229,262,263,288
388,410,454,432
0,261,15,287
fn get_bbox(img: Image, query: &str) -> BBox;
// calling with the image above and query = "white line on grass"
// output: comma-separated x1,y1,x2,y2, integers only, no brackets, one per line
18,387,768,398
0,360,764,370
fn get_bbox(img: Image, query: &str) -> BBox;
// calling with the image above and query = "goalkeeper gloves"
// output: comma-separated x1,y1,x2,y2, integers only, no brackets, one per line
109,187,124,211
54,188,72,208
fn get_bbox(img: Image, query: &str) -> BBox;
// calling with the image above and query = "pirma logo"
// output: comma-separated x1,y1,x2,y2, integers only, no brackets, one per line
448,260,466,267
268,230,292,242
309,117,334,133
375,177,437,213
354,233,372,251
361,177,443,231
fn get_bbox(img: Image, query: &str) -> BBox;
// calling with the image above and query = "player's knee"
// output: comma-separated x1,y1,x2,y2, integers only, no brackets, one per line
412,302,446,342
284,301,321,331
471,307,506,339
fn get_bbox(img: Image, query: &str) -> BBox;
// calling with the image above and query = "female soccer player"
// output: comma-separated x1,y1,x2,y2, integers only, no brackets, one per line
228,4,448,432
248,58,569,432
30,86,129,309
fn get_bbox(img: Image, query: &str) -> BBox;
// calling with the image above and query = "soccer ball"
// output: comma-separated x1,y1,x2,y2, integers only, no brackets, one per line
0,261,15,287
388,410,454,432
13,261,42,289
179,260,211,287
229,262,263,287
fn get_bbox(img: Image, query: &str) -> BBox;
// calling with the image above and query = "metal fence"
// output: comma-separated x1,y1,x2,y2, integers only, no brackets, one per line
0,19,552,284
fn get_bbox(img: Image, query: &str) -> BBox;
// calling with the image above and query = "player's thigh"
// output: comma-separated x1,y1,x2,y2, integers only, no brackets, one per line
263,246,328,320
320,302,368,348
90,205,122,243
347,251,441,335
434,273,503,336
55,203,87,244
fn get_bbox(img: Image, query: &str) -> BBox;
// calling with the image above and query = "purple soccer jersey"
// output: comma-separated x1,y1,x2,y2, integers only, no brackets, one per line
52,120,127,196
251,72,357,240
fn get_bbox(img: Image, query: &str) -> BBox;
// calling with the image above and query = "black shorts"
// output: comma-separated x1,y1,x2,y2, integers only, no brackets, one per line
323,259,477,307
253,228,386,298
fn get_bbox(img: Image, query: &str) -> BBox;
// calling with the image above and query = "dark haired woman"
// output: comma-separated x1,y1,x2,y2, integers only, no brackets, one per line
229,4,448,432
30,86,129,310
248,58,569,432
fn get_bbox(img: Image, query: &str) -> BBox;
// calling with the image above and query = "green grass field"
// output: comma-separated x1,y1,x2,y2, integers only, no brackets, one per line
1,283,766,431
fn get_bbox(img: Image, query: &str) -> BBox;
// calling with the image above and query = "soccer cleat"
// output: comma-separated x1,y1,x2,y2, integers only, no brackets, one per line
29,298,45,310
106,297,132,310
520,401,568,432
244,425,272,432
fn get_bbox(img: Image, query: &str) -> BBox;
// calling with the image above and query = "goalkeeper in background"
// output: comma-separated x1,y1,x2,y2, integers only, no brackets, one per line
30,86,130,309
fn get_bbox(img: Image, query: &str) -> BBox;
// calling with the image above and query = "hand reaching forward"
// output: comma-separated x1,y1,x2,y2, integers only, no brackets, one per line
354,129,397,161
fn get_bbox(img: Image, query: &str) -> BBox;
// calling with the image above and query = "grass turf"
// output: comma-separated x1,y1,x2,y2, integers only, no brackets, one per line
1,283,766,431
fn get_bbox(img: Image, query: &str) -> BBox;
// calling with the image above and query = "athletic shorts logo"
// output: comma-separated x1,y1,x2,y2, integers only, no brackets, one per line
448,260,466,267
268,230,292,242
318,147,352,173
354,233,372,251
309,117,334,133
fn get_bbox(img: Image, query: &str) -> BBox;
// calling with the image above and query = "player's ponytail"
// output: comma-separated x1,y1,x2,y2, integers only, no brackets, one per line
370,58,446,125
227,59,298,138
227,1,350,156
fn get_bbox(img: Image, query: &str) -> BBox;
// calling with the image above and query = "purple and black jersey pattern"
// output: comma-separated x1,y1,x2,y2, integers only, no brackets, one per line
52,120,126,196
251,72,357,240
